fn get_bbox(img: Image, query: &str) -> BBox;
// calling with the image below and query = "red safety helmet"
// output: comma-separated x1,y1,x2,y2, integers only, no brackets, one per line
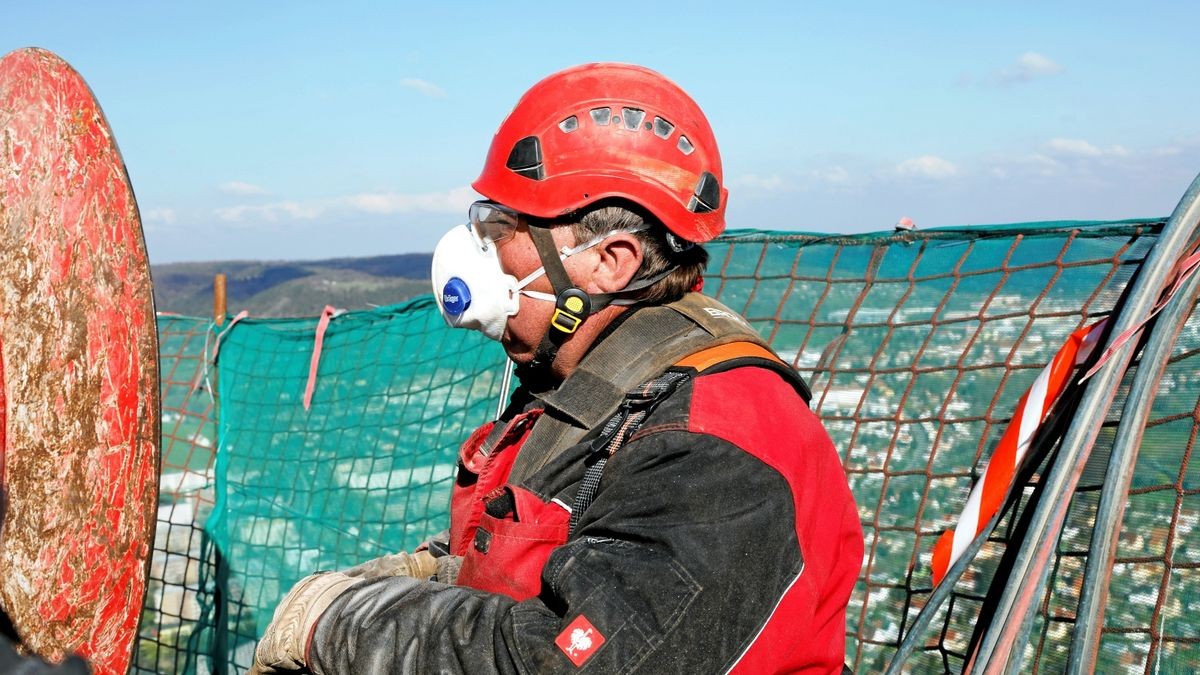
472,63,728,243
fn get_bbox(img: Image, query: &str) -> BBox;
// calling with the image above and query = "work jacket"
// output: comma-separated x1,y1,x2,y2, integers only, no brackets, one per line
310,296,863,674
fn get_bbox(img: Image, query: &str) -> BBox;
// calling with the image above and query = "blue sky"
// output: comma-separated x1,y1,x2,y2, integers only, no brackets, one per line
5,2,1199,263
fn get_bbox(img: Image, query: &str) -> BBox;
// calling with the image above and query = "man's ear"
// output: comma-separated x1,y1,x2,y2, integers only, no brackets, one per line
588,233,643,293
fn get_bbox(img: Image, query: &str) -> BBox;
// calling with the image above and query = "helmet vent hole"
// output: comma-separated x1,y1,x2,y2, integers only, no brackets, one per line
590,108,612,125
558,116,579,133
506,136,545,180
677,135,694,155
687,171,720,213
621,108,645,131
653,116,675,139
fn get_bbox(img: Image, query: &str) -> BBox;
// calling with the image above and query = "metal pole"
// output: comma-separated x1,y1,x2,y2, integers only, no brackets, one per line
495,358,514,420
971,172,1200,674
1066,178,1200,672
884,528,995,673
210,271,229,673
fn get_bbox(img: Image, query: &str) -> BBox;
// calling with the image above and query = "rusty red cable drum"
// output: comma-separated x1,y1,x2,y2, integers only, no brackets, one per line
0,47,160,674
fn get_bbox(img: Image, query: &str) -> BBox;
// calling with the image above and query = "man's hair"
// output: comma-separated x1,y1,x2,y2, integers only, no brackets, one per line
549,200,708,305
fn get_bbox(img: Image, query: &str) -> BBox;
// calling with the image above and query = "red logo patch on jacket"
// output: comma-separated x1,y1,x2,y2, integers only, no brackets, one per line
555,614,605,667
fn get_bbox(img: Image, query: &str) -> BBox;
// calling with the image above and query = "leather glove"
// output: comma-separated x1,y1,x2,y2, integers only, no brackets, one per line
250,571,364,674
341,550,438,580
434,554,464,585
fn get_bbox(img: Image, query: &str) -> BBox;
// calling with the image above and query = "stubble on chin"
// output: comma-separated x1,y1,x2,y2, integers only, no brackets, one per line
500,333,534,365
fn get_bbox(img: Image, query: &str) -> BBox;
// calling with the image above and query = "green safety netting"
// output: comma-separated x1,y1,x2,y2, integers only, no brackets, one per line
139,221,1200,674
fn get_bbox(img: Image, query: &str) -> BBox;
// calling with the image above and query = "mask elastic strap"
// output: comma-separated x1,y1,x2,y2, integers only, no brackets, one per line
519,289,557,302
513,265,548,292
562,224,674,310
511,223,649,293
558,223,650,258
522,260,673,307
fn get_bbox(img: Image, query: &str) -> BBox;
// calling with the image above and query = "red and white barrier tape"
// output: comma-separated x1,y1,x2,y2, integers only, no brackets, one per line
930,245,1200,586
930,319,1104,585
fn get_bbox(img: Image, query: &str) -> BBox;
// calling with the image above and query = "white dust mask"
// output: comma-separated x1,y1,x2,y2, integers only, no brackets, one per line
430,223,649,341
431,224,554,341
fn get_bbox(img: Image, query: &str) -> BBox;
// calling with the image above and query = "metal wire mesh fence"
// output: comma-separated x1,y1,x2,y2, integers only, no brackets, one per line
137,221,1199,673
138,299,508,672
137,315,218,673
208,299,507,668
707,222,1167,673
1084,311,1200,672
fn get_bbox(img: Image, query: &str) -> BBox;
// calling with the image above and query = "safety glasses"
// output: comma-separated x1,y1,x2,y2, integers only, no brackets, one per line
468,200,521,249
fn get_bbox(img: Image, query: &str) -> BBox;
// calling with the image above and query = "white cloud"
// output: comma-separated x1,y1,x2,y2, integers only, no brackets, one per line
341,186,475,214
213,186,475,225
215,201,323,224
730,173,787,191
1012,52,1064,79
964,52,1065,87
219,181,271,196
400,77,446,98
1045,138,1101,157
142,207,176,225
141,207,176,231
995,52,1064,85
732,135,1200,236
989,153,1062,179
1152,135,1200,158
896,155,959,179
810,166,852,185
1024,154,1062,176
988,137,1148,181
1044,138,1130,158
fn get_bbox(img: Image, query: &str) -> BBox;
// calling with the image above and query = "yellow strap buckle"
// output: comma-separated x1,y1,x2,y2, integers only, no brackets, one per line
551,308,584,333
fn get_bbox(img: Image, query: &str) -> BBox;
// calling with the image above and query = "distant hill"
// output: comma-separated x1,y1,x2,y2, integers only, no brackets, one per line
151,253,434,318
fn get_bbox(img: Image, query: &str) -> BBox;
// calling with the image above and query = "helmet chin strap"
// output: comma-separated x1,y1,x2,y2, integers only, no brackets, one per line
523,226,677,379
526,226,590,376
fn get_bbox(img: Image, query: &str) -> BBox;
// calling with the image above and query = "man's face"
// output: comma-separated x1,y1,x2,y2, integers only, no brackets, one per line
494,222,586,364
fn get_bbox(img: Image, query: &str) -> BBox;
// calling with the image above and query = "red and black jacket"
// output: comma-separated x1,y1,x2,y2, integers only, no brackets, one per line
309,298,863,674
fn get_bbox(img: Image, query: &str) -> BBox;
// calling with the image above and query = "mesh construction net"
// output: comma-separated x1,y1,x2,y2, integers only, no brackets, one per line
140,221,1200,673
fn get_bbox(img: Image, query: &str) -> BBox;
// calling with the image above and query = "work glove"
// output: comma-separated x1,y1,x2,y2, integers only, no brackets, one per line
250,571,364,674
341,549,438,580
435,554,464,585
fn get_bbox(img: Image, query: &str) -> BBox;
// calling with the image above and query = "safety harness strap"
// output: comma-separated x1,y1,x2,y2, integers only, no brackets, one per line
568,369,691,535
567,340,806,534
674,340,812,403
674,340,782,370
508,292,808,486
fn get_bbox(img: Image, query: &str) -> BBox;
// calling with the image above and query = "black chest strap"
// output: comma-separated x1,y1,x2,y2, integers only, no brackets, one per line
567,369,691,535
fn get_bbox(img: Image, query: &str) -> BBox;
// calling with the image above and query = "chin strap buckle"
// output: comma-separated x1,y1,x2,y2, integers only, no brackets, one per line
551,289,591,334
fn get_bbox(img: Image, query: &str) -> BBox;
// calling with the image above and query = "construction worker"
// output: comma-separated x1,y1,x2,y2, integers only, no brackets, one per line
253,63,862,674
